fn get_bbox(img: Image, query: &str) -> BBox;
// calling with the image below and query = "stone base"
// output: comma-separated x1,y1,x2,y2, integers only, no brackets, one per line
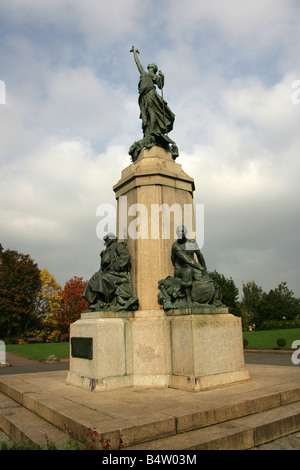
66,309,171,392
169,369,250,392
167,307,250,391
66,307,250,392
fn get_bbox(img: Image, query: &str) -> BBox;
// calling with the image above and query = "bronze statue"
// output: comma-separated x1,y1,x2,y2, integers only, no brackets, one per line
158,226,223,309
171,226,207,304
130,46,174,137
83,233,138,312
129,46,178,161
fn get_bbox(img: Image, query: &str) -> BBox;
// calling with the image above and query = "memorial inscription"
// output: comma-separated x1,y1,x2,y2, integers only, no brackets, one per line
71,337,93,360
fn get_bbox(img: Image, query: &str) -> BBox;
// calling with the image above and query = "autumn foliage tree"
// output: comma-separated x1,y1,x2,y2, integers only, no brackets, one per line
56,276,88,340
0,244,42,339
37,269,61,317
34,268,62,341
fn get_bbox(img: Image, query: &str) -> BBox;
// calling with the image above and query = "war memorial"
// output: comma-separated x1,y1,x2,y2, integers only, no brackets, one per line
66,47,250,392
1,48,300,452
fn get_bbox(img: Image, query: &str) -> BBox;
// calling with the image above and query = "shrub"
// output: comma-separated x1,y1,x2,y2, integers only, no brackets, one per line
276,338,287,348
260,319,300,330
1,337,19,344
243,338,248,348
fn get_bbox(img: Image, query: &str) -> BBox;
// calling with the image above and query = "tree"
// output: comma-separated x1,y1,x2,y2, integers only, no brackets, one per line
36,269,61,317
213,271,241,317
0,246,41,338
241,281,264,329
257,282,300,329
35,268,62,341
56,276,88,340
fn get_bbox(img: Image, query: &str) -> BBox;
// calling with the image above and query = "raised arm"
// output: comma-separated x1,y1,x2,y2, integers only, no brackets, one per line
130,46,145,75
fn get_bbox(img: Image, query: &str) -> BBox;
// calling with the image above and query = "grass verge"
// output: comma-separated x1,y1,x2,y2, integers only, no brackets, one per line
5,342,70,361
243,328,300,349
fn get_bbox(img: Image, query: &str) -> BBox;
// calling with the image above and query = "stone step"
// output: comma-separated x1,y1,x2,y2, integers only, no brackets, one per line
126,401,300,450
0,369,300,450
0,375,124,449
0,392,77,449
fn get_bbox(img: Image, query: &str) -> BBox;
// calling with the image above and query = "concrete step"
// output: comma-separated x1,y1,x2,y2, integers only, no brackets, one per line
126,401,300,450
0,367,300,450
0,392,79,449
0,375,124,449
3,382,299,451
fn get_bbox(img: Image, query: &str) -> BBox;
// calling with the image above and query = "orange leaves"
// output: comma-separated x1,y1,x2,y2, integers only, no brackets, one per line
0,245,89,341
56,276,88,338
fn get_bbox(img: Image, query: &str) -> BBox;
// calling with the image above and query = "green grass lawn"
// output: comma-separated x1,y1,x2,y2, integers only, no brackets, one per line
243,328,300,349
5,342,70,361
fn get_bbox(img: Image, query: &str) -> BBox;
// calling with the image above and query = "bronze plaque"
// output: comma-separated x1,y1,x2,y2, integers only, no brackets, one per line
71,337,93,360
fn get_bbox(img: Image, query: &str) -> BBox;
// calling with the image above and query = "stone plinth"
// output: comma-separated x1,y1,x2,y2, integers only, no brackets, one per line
66,309,171,392
167,307,250,391
66,307,249,392
113,146,195,311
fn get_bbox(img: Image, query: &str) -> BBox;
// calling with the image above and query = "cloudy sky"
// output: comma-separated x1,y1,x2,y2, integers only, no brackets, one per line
1,0,300,299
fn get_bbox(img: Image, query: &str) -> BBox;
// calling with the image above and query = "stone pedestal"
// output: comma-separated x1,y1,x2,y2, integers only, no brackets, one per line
167,307,250,391
66,307,249,392
113,146,195,311
66,309,171,391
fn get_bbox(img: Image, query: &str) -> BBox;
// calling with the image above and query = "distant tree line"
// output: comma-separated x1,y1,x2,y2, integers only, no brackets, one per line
0,244,299,342
213,272,300,331
0,244,88,343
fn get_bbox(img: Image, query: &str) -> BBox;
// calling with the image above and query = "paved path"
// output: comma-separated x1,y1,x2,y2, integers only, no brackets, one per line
245,350,298,367
0,352,69,375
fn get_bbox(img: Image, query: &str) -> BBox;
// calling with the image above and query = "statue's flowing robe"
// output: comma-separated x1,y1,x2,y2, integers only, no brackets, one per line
138,72,175,136
83,242,134,305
